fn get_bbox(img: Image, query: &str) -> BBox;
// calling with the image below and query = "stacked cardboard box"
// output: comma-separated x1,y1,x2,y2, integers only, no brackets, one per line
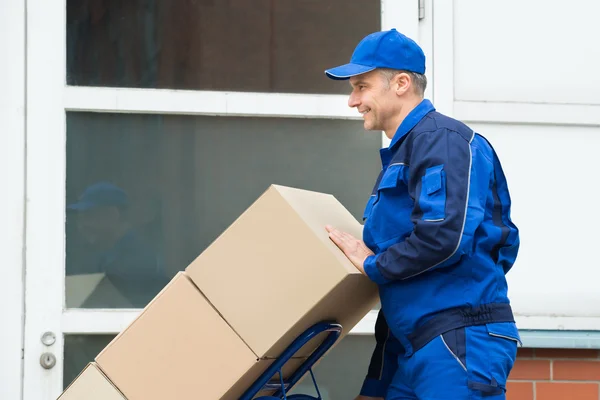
58,185,379,400
59,363,126,400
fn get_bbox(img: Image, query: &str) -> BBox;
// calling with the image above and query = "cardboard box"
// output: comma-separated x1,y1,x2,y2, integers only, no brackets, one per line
95,272,305,400
186,185,379,358
58,362,126,400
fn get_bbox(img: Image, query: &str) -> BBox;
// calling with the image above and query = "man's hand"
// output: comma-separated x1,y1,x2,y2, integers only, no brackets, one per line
325,225,374,275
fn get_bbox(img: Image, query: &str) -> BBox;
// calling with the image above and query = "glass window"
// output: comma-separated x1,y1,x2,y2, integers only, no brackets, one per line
63,333,376,398
65,112,381,309
66,0,380,94
63,334,115,389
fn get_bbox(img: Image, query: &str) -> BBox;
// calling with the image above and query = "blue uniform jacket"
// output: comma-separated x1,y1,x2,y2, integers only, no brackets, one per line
360,99,520,395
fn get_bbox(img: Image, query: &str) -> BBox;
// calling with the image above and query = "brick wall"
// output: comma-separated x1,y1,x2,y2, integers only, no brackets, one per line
507,348,600,400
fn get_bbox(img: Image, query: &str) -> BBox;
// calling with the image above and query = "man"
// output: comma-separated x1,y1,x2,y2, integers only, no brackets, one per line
324,29,521,399
67,182,169,308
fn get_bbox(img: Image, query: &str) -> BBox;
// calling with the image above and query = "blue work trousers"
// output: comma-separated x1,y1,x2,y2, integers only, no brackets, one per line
385,324,518,399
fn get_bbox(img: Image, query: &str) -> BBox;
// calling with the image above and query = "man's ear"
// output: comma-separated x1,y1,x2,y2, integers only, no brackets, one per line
394,73,411,96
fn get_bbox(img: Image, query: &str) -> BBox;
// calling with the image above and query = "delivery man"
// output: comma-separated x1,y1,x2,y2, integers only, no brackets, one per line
324,29,521,399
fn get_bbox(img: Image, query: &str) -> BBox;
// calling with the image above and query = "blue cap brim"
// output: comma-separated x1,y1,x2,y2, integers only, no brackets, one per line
324,63,376,80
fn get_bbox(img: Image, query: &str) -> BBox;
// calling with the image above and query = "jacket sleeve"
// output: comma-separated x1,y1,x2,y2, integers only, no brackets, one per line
363,128,487,284
359,309,399,397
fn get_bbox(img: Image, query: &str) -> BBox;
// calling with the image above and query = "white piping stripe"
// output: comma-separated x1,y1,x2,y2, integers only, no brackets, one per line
325,67,376,78
370,162,408,197
440,335,467,372
423,218,444,222
404,139,473,279
489,332,523,346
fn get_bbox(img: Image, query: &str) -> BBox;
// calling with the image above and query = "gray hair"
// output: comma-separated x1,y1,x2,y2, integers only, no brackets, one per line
379,68,427,97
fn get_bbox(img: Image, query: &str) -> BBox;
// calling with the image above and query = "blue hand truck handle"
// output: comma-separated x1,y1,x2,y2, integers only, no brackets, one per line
239,321,343,400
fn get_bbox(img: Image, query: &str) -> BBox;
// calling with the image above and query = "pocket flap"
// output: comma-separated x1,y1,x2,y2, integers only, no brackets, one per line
486,322,522,346
378,164,404,190
423,165,443,195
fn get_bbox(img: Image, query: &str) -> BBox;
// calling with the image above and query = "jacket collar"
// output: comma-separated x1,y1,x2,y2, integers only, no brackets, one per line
379,99,435,168
388,99,435,149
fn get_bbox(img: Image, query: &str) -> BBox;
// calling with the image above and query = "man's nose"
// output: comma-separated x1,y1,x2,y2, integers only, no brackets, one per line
348,91,360,108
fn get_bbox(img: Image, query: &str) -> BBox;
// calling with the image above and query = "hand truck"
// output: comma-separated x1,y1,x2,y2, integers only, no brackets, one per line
239,321,342,400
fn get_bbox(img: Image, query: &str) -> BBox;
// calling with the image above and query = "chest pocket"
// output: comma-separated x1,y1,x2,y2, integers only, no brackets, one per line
363,163,414,250
363,164,404,220
363,164,404,221
378,163,404,190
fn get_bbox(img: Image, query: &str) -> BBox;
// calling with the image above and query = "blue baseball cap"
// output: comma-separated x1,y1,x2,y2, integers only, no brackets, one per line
67,182,129,211
325,28,426,80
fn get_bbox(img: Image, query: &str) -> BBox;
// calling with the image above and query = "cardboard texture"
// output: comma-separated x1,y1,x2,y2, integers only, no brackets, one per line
186,184,380,358
94,272,307,400
58,362,126,400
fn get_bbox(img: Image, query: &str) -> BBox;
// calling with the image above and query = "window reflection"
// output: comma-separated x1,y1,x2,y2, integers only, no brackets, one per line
66,182,169,308
65,112,381,309
63,335,115,389
66,0,380,93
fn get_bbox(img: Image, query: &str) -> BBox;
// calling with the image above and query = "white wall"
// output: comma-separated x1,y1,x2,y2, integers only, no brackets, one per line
0,0,26,399
438,0,600,329
470,122,600,328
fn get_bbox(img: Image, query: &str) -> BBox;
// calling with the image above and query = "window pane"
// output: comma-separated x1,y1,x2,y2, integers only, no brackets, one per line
63,334,115,389
63,333,376,396
65,112,381,309
66,0,380,94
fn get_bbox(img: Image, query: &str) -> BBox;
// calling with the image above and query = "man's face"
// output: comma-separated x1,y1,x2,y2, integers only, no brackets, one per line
348,70,399,132
77,206,121,248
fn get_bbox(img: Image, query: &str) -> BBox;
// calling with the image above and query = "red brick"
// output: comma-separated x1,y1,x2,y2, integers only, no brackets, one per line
535,348,599,359
509,359,551,380
506,381,533,400
517,348,535,358
553,360,600,380
536,382,599,400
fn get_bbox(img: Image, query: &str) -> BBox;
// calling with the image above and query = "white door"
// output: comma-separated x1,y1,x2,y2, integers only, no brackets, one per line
432,0,600,331
22,1,426,399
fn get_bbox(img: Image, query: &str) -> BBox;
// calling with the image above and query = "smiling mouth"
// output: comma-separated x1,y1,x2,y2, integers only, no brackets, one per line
359,109,371,116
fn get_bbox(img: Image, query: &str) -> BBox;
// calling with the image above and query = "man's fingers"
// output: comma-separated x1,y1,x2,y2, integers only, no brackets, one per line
329,231,352,252
326,226,355,241
327,226,362,256
328,230,344,246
